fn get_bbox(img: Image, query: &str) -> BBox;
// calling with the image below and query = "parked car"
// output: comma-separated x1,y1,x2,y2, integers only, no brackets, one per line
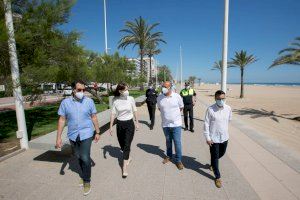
63,86,72,96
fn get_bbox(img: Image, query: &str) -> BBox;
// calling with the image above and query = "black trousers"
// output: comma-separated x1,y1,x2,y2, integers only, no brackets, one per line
183,104,194,130
116,119,135,160
210,140,228,179
70,135,93,183
146,102,156,128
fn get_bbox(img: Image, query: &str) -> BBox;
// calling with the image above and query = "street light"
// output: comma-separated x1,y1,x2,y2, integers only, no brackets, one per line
180,45,183,89
3,0,29,149
103,0,108,54
221,0,229,92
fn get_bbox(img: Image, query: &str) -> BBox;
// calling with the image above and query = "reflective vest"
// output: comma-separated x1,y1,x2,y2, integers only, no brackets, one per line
181,88,194,96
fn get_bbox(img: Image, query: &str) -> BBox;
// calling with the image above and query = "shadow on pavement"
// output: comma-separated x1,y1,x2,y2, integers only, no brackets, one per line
137,143,165,159
138,120,151,128
33,150,95,177
233,108,300,122
181,156,214,180
102,145,123,168
137,143,214,180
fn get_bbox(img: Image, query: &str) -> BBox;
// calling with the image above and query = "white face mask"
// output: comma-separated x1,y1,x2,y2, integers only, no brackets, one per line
162,87,169,95
75,91,84,100
122,90,129,97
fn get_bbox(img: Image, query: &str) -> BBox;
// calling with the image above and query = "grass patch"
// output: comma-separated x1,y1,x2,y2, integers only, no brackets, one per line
129,90,146,98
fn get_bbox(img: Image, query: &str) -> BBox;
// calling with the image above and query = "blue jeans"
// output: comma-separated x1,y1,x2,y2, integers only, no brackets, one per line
70,135,93,183
163,126,182,163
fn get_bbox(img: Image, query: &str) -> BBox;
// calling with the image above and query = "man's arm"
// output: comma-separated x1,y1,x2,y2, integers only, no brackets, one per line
56,116,66,148
193,90,196,105
92,114,101,142
178,94,184,111
203,109,213,146
229,107,233,121
91,114,100,134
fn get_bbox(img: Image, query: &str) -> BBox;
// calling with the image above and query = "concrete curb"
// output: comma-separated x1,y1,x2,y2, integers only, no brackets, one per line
0,149,25,163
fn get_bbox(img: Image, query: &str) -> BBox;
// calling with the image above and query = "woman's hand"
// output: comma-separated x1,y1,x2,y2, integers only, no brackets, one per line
135,123,139,131
109,128,113,136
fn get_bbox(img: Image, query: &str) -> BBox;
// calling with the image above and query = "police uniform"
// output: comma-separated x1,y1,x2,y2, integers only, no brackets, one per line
180,87,196,131
146,87,158,129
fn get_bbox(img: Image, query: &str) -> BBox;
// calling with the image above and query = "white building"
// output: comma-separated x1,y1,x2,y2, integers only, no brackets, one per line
127,57,158,83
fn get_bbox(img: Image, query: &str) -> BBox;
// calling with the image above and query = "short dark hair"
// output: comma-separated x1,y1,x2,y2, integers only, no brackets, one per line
71,80,85,89
114,82,127,96
215,90,225,98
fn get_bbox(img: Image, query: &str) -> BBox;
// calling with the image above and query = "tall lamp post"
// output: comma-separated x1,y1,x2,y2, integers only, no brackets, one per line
180,45,183,89
4,0,29,149
221,0,229,92
103,0,108,54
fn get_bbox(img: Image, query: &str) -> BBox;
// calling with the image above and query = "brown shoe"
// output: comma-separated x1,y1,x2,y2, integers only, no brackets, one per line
162,157,170,164
215,179,222,188
176,162,184,170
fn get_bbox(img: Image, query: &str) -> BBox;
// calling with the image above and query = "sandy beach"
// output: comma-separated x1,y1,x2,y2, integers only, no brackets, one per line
195,84,300,154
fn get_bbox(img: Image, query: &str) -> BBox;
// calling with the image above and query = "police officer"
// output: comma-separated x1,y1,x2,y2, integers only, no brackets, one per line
180,82,196,132
146,83,158,130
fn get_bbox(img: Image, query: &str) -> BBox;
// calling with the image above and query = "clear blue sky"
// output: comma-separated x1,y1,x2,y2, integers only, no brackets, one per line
61,0,300,83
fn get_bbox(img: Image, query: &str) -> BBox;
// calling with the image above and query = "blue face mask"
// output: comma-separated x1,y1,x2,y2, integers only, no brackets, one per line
216,99,225,107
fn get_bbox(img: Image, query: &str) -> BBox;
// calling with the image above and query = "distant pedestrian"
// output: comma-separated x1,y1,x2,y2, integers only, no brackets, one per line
180,82,196,132
109,82,139,178
146,83,158,130
56,80,100,196
157,81,184,170
203,90,232,188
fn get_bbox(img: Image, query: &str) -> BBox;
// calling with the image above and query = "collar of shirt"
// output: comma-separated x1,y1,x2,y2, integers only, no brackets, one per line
72,96,85,103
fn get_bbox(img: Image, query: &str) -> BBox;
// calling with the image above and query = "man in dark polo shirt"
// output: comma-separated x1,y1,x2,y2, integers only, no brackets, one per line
145,83,158,130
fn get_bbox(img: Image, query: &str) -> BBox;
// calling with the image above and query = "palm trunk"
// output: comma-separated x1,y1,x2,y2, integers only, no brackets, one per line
240,68,244,98
140,49,144,91
140,50,143,75
149,55,152,85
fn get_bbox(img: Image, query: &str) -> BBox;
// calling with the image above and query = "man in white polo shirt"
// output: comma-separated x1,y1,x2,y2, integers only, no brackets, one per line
157,81,184,170
203,90,232,188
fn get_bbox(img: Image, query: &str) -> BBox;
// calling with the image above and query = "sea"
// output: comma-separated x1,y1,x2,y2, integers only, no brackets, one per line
228,82,300,87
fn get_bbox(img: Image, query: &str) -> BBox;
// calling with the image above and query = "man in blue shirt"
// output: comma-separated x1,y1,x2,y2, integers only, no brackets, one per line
56,80,100,196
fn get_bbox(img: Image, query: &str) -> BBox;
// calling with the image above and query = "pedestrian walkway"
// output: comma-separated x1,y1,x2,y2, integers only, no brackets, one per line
195,92,300,200
0,103,259,200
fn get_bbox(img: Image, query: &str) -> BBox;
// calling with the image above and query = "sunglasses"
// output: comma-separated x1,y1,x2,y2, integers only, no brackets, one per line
76,89,85,92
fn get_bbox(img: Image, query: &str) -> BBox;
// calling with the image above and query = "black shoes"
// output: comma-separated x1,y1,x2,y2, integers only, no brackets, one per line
184,127,194,132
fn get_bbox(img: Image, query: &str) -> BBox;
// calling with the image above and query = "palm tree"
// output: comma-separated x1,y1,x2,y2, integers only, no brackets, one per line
230,50,257,98
197,78,201,86
270,37,300,68
145,41,164,84
211,60,232,83
211,60,223,72
118,16,165,80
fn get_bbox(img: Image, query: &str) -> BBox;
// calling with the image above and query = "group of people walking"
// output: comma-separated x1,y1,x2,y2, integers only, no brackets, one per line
55,80,232,196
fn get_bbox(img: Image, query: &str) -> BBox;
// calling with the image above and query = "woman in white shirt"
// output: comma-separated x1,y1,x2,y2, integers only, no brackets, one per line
109,83,139,178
